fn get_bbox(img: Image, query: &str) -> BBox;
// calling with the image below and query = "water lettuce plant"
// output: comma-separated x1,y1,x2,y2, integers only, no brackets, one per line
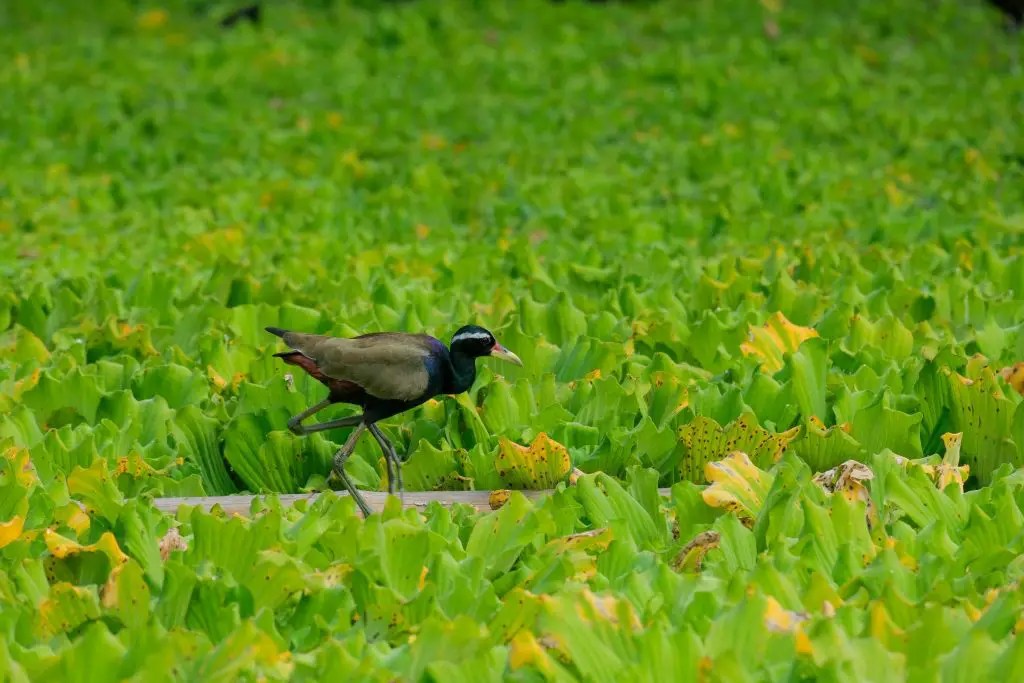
2,0,1024,679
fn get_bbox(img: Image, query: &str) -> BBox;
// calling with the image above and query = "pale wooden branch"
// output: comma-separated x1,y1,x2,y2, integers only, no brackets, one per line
151,488,675,517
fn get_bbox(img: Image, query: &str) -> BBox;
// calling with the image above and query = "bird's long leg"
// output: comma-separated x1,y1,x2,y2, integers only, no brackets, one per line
377,429,398,496
366,424,395,496
287,399,332,435
369,423,403,504
297,414,365,435
290,405,365,436
331,422,372,517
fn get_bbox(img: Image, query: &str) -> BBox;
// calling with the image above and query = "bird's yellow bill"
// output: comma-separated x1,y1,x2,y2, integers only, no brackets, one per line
490,343,523,366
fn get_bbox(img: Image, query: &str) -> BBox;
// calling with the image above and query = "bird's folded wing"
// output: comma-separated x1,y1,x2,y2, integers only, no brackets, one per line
301,334,433,401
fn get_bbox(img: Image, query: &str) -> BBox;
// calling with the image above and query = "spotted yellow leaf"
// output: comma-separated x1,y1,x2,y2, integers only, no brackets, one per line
36,583,102,639
672,530,720,572
496,432,572,490
3,446,37,488
679,413,798,483
54,505,91,536
45,529,129,568
999,362,1024,396
488,490,510,509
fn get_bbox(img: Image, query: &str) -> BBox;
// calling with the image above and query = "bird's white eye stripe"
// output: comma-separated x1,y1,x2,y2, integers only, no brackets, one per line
452,331,493,343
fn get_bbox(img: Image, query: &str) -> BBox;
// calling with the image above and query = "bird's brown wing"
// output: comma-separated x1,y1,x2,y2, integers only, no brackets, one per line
281,332,433,401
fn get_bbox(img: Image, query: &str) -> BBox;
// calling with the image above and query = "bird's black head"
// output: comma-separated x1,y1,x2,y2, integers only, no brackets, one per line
449,325,522,366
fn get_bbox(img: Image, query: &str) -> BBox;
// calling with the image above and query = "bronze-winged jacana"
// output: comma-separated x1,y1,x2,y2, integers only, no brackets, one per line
266,324,523,516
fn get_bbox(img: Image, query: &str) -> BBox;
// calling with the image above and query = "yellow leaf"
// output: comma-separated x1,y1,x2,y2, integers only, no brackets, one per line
869,602,905,647
672,530,720,572
794,627,815,656
305,565,350,589
421,133,447,150
679,414,797,483
572,588,642,630
998,362,1024,396
54,505,90,536
542,528,613,556
137,9,168,30
488,489,511,510
812,460,873,505
0,516,25,549
739,311,819,373
37,583,101,638
701,451,773,519
496,432,571,490
45,530,129,568
207,365,227,390
764,596,808,632
113,452,167,478
509,631,555,673
885,182,906,207
4,446,37,488
417,566,429,591
965,148,998,180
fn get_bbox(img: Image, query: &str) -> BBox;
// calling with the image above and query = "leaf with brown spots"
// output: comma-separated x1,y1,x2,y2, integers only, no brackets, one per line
943,366,1020,485
496,432,572,490
672,530,721,572
999,362,1024,396
35,582,102,639
678,412,798,483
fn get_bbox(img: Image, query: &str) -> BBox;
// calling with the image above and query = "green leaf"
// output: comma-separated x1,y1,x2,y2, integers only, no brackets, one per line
172,406,238,495
849,390,923,459
52,622,127,683
465,492,541,579
786,337,828,422
792,420,863,472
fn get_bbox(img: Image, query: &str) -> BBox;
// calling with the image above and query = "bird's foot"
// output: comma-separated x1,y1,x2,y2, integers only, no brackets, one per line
331,461,372,518
329,423,372,518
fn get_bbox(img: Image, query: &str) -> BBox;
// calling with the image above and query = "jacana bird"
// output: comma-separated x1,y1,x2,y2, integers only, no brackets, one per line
265,324,523,516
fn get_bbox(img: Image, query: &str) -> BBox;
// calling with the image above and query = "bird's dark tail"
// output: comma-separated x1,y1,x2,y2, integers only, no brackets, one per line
265,326,288,339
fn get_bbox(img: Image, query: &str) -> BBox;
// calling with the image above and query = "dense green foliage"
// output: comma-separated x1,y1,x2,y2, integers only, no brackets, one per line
2,0,1024,680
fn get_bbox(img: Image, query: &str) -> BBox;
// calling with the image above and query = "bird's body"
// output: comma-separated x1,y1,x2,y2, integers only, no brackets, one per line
270,329,450,421
266,324,522,516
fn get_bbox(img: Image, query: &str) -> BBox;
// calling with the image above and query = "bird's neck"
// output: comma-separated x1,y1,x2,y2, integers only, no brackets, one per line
446,350,477,394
